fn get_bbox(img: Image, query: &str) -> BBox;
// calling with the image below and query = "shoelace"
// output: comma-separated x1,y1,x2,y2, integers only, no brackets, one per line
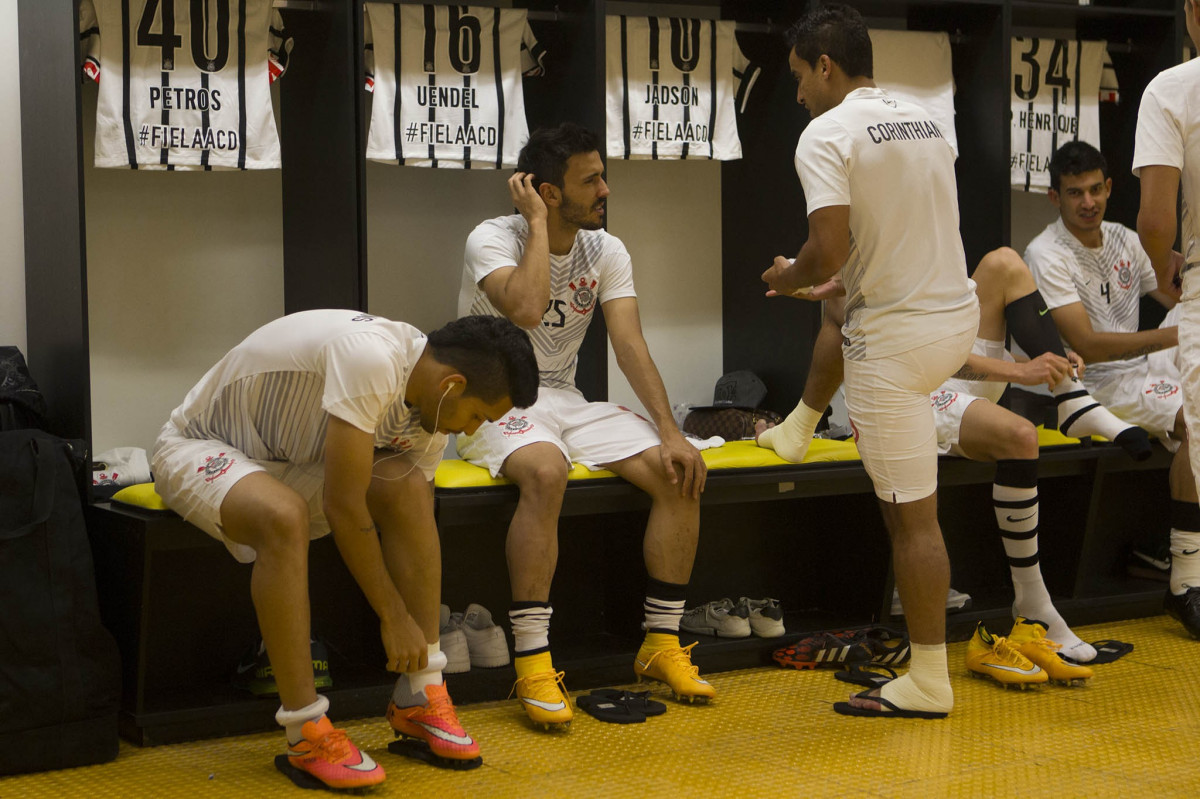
508,669,568,700
309,727,352,762
644,643,701,677
421,690,463,728
992,636,1034,668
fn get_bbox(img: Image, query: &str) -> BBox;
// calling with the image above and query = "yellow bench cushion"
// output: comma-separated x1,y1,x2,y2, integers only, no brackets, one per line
110,482,171,512
433,438,862,489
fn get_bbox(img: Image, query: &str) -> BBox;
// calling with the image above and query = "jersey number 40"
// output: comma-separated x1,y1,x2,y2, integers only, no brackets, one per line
136,0,232,73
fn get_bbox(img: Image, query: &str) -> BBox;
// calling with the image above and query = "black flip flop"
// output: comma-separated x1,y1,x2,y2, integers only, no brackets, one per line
833,692,948,720
576,694,647,724
1075,639,1134,665
588,689,667,717
834,663,898,689
387,739,483,770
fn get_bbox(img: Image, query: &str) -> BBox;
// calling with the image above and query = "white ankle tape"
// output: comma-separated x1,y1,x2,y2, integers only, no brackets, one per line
421,650,448,674
879,673,953,714
275,694,329,727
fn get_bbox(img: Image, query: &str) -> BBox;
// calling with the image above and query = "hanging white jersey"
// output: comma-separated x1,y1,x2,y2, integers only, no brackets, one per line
605,16,760,161
1010,38,1109,191
870,29,957,156
363,4,546,169
79,0,292,171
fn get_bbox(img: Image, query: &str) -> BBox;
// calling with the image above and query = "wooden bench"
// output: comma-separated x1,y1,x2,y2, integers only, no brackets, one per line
84,432,1171,745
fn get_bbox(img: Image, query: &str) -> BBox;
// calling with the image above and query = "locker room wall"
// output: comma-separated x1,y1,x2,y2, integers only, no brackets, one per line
0,3,26,355
81,83,286,454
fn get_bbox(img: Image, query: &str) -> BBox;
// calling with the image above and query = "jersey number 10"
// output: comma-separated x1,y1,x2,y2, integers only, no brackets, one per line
1013,38,1073,101
136,0,231,73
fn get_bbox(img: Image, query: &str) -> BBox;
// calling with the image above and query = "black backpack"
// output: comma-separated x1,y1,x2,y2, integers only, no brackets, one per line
0,429,121,775
0,347,48,433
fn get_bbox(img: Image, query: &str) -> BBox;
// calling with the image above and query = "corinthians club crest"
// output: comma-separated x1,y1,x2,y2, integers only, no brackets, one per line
1113,259,1134,290
500,416,534,436
569,279,597,315
930,389,958,412
198,452,236,482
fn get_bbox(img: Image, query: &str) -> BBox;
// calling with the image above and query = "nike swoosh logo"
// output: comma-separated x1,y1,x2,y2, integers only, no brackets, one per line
1006,513,1036,523
1039,308,1049,316
520,697,567,712
635,659,651,670
414,721,476,746
235,661,262,675
984,662,1043,676
346,751,380,771
1184,549,1200,556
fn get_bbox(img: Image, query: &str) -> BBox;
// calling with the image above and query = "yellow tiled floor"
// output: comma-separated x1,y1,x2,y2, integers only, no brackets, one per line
3,615,1198,798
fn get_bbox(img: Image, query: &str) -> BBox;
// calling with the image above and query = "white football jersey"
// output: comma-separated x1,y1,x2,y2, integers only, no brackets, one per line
460,215,636,394
1010,38,1114,191
79,0,291,170
605,16,760,160
364,4,546,169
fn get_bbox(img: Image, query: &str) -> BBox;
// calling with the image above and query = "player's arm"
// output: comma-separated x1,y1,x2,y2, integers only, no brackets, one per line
1137,164,1183,297
761,205,850,299
951,351,1074,389
323,416,427,672
1048,301,1177,363
478,174,552,328
603,297,706,498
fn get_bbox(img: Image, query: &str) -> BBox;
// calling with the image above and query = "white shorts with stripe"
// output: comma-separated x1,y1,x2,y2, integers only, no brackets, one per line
151,421,329,563
455,386,661,476
844,325,977,503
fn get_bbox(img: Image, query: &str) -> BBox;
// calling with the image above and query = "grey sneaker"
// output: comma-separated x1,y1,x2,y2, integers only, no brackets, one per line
462,603,511,668
739,597,785,638
439,604,470,673
680,598,751,638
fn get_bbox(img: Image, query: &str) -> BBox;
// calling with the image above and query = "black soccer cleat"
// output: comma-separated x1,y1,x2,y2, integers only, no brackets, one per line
1164,587,1200,639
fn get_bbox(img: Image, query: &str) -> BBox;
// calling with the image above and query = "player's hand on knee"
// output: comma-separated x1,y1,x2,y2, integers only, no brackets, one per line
659,433,706,499
382,612,429,673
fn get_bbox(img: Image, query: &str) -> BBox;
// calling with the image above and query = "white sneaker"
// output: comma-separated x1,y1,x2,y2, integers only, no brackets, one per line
461,603,511,668
680,598,751,638
739,597,785,638
890,587,973,616
439,604,470,674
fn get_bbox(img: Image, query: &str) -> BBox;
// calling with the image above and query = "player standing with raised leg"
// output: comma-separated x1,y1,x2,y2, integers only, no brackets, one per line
763,4,979,718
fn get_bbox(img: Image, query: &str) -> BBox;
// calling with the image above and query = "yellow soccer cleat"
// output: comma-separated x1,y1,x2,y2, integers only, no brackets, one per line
1007,617,1094,686
634,638,716,703
966,621,1048,690
510,652,573,730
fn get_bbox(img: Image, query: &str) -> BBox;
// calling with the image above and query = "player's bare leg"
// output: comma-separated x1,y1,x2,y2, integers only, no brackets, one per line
500,444,574,728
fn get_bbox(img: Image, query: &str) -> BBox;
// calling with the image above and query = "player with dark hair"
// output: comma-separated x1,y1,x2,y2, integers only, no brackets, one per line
763,3,979,719
151,310,537,789
457,122,711,729
761,248,1147,677
1134,0,1200,639
1026,140,1195,623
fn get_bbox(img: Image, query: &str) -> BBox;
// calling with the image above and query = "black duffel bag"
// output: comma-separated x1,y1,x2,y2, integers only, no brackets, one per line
0,430,121,775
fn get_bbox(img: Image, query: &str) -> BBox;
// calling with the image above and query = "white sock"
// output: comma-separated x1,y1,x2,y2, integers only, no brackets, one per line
391,644,447,706
509,604,552,654
1170,529,1200,594
276,694,330,745
756,400,823,463
1053,380,1151,462
878,643,952,713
